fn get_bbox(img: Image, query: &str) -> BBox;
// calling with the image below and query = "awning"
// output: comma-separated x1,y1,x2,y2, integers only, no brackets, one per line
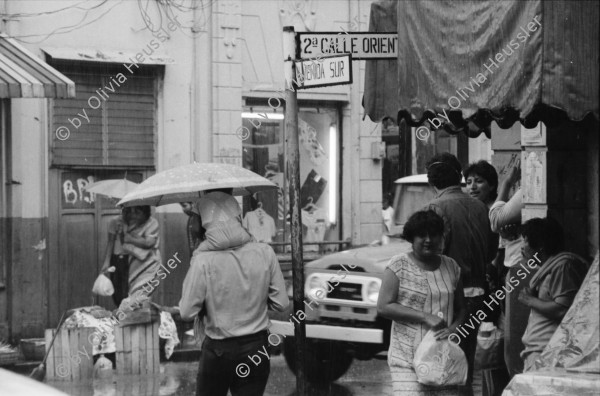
0,34,75,99
362,0,399,124
363,0,599,136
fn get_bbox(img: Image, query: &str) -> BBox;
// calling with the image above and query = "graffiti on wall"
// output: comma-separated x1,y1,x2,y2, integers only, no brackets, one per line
62,173,95,208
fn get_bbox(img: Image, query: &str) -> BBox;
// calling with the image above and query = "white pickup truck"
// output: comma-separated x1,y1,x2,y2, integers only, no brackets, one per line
270,174,439,383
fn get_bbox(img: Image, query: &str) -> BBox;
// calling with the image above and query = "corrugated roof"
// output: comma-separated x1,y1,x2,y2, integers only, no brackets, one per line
0,34,75,98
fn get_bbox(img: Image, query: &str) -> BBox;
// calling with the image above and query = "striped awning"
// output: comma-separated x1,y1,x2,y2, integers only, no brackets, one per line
363,0,599,135
0,34,75,99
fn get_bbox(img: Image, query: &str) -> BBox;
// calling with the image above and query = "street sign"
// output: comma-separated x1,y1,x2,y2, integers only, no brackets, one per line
294,54,352,89
297,32,397,60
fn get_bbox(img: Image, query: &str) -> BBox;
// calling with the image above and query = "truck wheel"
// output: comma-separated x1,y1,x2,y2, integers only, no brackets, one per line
283,337,353,384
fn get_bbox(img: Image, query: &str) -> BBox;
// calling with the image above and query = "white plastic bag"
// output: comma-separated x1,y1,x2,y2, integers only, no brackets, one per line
475,322,504,369
413,330,468,386
92,274,114,296
93,354,113,379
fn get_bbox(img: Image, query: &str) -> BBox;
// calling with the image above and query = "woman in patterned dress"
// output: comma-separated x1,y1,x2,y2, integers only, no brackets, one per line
378,210,467,395
122,205,162,298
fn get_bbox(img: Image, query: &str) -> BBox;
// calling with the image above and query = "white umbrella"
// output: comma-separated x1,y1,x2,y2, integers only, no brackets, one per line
117,162,278,207
84,179,139,199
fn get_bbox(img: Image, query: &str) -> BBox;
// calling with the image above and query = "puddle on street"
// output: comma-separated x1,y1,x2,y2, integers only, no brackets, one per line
44,355,393,396
45,362,197,396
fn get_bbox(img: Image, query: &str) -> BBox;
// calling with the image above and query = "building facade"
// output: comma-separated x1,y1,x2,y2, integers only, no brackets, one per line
0,0,389,340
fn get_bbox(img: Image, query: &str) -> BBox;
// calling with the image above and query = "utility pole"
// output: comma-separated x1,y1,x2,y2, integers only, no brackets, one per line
283,25,306,396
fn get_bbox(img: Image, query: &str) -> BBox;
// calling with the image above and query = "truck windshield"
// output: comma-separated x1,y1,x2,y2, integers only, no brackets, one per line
393,183,436,225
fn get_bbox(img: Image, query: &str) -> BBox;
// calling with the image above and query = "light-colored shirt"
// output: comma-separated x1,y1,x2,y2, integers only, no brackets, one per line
489,188,522,233
386,253,461,368
502,236,523,268
382,207,394,233
243,210,276,243
179,239,289,339
490,188,523,268
521,253,588,359
302,208,328,252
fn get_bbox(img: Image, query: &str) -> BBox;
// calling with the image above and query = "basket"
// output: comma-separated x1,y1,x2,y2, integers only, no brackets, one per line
0,350,19,366
20,338,46,361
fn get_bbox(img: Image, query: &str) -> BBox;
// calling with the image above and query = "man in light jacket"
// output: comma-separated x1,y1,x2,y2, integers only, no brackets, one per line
179,192,289,396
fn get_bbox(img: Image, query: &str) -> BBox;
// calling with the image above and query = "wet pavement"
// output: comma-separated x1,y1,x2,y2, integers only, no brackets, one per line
45,354,393,396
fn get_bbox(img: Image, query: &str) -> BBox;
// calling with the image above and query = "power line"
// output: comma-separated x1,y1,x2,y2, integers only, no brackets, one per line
9,0,125,44
1,0,107,19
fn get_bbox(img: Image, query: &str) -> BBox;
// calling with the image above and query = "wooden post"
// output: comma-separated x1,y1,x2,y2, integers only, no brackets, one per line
283,25,306,396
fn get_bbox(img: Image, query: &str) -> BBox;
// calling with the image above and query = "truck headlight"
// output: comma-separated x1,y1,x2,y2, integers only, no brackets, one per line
306,275,327,300
366,281,380,304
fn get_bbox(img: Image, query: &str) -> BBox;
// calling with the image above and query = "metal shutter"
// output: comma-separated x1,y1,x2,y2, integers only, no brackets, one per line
51,64,157,168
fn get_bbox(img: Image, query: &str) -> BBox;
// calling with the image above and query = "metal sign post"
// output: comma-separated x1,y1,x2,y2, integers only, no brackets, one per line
283,25,306,396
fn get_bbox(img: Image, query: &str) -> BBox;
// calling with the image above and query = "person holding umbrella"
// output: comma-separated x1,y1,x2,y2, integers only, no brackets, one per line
179,191,288,396
86,179,139,306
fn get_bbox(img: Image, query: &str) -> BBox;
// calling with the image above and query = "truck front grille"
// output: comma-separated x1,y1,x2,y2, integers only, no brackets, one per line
327,282,362,301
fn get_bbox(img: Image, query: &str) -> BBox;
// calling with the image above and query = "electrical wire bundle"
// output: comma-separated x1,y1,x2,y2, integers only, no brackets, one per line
0,0,216,43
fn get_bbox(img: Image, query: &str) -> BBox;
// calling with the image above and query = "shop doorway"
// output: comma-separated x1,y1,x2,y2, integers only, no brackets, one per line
47,169,144,325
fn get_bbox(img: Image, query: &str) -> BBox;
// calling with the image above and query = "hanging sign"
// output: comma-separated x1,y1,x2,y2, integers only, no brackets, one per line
294,54,352,89
297,32,398,60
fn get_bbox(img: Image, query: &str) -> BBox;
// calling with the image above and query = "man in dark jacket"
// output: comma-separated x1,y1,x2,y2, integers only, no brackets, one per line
423,153,497,396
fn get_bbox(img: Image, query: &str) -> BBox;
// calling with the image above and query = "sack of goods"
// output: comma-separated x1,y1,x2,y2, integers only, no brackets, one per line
92,274,115,296
474,321,504,370
413,330,468,386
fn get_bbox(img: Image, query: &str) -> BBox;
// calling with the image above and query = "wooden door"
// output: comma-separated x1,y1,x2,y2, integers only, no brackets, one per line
48,169,143,326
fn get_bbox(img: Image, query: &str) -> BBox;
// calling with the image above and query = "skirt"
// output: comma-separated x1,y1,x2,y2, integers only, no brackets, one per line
390,366,460,396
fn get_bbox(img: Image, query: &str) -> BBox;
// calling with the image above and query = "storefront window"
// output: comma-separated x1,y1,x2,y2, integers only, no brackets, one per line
241,105,339,252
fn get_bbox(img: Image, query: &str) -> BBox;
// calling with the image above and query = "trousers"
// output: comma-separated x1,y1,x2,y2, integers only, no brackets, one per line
196,330,270,396
459,295,487,396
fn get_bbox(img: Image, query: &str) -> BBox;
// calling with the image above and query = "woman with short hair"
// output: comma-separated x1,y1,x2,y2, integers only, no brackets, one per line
464,160,498,209
378,210,467,395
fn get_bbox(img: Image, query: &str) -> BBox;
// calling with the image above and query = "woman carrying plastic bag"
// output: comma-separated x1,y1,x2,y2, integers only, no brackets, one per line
378,210,468,395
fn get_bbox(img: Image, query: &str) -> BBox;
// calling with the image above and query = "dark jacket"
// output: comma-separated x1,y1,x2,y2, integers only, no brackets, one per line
424,186,497,290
